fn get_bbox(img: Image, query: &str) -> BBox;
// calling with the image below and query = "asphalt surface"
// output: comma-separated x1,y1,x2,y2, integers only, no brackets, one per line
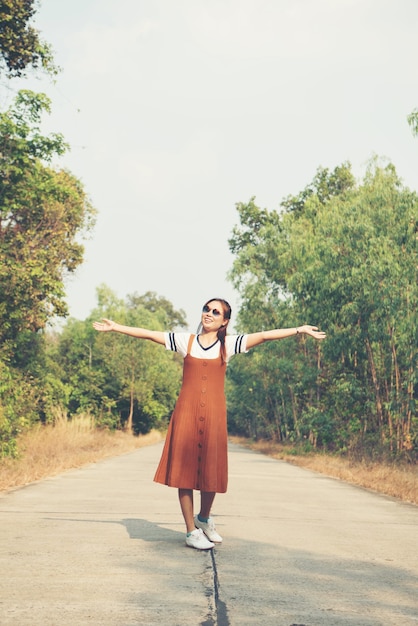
0,441,417,626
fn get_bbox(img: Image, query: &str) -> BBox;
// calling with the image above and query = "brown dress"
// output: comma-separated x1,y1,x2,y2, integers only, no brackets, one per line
154,335,228,493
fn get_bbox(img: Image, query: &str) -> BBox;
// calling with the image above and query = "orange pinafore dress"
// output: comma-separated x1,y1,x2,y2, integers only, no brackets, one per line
154,335,228,493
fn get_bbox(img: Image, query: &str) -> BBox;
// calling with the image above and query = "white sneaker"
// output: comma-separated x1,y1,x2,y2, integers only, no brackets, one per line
185,528,214,550
194,515,223,543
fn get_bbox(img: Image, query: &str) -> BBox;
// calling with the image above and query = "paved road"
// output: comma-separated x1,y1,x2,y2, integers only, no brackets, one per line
0,442,417,626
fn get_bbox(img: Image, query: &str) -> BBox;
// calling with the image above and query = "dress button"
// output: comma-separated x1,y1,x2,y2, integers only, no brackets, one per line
201,388,207,393
202,375,207,380
199,429,204,435
200,402,206,407
198,443,202,448
202,361,208,367
199,416,205,421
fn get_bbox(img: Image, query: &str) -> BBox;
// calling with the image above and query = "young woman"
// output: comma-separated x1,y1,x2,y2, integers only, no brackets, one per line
93,298,326,550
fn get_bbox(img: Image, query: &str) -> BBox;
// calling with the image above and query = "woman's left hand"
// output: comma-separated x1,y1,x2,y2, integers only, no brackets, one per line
299,325,326,340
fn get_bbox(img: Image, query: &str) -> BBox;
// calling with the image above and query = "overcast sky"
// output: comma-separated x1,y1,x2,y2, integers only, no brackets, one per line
5,0,418,330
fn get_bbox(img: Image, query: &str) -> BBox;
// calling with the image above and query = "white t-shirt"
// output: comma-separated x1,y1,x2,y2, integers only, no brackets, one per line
164,333,248,363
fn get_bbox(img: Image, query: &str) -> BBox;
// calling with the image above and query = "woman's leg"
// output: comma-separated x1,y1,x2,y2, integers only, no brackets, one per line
199,491,216,519
178,488,195,533
196,491,222,542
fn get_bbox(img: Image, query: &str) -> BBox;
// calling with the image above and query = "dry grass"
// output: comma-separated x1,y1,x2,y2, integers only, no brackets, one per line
0,413,164,493
230,436,418,506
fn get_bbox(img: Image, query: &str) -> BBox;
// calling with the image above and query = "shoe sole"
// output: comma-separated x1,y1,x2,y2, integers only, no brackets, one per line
185,542,214,550
202,533,222,543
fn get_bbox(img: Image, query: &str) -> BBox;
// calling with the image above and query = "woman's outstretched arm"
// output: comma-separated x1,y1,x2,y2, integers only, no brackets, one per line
93,318,166,345
246,324,326,350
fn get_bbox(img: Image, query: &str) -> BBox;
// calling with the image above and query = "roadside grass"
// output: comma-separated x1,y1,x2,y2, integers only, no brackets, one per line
0,414,164,493
229,436,418,506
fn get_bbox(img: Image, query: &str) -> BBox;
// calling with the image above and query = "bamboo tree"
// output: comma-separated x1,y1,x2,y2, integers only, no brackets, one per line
227,160,418,459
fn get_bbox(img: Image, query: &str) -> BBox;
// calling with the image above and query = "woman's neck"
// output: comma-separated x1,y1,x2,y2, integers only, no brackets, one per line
198,330,218,348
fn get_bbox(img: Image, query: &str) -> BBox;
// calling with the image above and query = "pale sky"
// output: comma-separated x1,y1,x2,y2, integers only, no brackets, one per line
5,0,418,330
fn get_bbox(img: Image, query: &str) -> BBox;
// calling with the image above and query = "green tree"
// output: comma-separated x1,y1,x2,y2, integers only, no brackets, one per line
407,108,418,137
0,90,96,358
127,291,187,329
92,289,183,433
0,0,58,78
49,318,106,419
54,287,183,434
228,161,418,459
0,359,39,456
0,90,95,455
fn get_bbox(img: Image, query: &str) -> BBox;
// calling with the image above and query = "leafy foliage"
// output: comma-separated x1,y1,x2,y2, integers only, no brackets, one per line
0,91,95,455
227,160,418,460
0,90,96,358
407,108,418,138
0,0,58,77
0,360,39,456
51,287,185,434
127,291,187,329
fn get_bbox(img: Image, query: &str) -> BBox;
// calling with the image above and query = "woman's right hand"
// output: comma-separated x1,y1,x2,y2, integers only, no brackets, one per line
93,318,116,332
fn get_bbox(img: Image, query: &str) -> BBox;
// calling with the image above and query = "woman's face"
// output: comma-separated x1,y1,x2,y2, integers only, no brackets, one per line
201,300,227,332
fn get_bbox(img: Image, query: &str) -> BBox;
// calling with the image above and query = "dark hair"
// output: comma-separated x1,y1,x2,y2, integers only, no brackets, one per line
197,298,232,365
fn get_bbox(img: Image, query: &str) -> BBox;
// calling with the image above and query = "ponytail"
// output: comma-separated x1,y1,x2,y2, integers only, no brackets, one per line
217,324,228,365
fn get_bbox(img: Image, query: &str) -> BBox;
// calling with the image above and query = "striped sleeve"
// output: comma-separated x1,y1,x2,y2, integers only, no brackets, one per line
225,334,248,361
164,332,190,357
165,332,177,352
233,334,247,354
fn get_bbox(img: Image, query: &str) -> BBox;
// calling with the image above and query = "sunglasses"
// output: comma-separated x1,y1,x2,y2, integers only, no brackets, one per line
202,305,222,317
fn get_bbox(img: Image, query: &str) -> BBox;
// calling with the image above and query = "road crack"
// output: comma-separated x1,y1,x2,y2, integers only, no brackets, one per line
200,549,230,626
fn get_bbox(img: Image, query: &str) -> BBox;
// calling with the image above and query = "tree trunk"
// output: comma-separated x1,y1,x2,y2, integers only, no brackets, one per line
365,338,384,441
125,379,134,434
288,385,300,438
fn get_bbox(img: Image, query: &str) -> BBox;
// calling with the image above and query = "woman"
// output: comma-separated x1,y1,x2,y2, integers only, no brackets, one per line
93,298,326,550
